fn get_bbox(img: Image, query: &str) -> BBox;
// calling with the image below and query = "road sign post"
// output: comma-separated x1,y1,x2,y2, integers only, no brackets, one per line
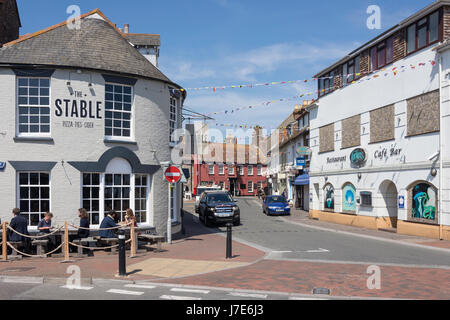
164,166,182,245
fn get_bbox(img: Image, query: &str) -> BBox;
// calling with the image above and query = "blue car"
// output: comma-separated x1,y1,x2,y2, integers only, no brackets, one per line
263,196,291,216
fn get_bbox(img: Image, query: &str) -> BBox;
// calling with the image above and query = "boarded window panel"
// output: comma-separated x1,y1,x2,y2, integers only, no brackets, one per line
407,90,440,137
370,105,395,143
341,115,361,149
319,123,335,153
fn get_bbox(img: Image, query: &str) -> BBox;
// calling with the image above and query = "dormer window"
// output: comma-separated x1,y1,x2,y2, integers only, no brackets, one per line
407,10,440,54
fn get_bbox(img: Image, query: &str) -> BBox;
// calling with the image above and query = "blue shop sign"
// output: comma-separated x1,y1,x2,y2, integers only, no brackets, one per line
296,157,306,167
398,196,405,209
0,162,5,171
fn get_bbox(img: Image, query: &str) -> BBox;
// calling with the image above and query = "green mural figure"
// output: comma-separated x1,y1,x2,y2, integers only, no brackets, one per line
413,184,436,220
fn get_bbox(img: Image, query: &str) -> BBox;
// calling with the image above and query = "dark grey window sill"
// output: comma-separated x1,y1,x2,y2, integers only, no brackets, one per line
104,139,137,145
14,136,54,142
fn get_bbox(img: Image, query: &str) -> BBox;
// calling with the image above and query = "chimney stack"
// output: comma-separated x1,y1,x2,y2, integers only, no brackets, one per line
124,24,130,34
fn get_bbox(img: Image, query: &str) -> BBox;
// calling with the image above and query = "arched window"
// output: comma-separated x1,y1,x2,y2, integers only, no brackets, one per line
408,182,437,223
342,183,356,213
324,184,335,211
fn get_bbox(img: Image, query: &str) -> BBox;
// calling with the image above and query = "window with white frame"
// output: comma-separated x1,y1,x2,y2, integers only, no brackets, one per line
169,97,178,143
219,164,225,175
82,170,150,225
208,164,214,175
248,181,253,193
239,166,244,176
104,173,131,222
248,165,254,176
228,165,235,175
18,172,50,226
82,173,101,225
105,83,133,138
134,175,148,223
257,165,262,176
258,181,263,191
17,78,51,135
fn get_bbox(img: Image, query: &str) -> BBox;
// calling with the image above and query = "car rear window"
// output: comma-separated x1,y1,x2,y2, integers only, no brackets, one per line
268,196,287,203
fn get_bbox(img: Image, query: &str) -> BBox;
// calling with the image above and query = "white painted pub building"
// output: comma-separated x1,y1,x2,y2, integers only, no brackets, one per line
309,0,450,240
0,9,185,237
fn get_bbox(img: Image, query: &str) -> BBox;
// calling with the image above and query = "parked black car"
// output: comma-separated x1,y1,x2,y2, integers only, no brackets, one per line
198,191,240,227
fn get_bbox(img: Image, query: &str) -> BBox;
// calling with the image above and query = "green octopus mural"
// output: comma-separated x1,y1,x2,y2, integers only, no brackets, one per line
412,183,436,220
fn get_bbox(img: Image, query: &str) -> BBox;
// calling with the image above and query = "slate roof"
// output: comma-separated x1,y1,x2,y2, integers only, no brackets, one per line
125,34,160,47
0,10,182,90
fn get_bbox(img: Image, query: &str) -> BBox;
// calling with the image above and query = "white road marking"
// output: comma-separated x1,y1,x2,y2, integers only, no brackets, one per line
106,289,145,296
229,292,268,299
289,296,328,300
304,248,330,253
160,295,202,300
272,251,293,253
124,284,156,289
170,288,210,294
60,285,94,291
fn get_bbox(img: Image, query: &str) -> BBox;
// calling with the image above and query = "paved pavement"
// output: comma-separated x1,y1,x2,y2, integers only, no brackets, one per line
0,196,449,300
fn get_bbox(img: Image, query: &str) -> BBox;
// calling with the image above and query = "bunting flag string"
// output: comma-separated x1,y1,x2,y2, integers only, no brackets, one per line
200,60,435,117
174,60,436,93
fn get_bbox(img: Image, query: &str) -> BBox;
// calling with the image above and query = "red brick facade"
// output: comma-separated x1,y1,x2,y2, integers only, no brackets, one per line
192,161,267,197
0,0,21,47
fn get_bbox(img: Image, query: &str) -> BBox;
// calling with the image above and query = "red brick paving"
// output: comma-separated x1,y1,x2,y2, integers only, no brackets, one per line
155,259,450,300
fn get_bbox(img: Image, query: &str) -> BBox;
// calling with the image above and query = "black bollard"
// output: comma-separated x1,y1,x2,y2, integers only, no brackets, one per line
118,229,126,276
226,223,232,259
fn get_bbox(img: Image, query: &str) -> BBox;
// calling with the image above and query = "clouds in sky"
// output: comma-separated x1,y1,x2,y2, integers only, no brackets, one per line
160,38,356,134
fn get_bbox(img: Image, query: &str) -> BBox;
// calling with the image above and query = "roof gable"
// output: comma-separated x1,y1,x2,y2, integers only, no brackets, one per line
0,9,175,85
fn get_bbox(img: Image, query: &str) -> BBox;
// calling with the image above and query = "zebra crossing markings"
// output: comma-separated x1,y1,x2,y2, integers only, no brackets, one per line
160,295,202,300
106,289,145,296
170,287,210,294
124,284,157,289
228,292,268,299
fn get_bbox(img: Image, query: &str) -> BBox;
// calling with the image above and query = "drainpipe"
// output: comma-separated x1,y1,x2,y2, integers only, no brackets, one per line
439,55,444,240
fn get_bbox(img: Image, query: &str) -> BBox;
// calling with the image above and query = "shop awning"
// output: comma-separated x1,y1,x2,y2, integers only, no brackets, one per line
294,174,310,186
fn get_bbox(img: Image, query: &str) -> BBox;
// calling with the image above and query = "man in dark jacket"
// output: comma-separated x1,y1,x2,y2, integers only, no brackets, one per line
8,208,29,242
7,208,30,254
99,211,118,238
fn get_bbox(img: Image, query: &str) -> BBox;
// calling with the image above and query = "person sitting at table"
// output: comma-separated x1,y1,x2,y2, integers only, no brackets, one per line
69,208,90,253
99,211,118,238
121,208,137,227
7,208,30,254
37,212,53,234
37,212,57,251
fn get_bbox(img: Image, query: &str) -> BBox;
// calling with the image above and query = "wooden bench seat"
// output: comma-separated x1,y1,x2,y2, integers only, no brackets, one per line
94,237,119,253
138,234,165,252
8,241,24,260
72,238,96,257
31,239,48,257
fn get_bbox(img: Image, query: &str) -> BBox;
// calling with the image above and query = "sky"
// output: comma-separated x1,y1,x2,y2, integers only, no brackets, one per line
17,0,433,137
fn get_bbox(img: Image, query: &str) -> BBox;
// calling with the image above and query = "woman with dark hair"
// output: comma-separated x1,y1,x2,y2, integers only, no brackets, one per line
69,208,90,253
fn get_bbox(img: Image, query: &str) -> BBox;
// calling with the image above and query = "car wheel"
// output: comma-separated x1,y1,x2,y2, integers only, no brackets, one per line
233,220,240,227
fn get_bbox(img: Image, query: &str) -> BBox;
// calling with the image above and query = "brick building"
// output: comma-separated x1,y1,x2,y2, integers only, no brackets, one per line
0,0,21,47
309,0,450,240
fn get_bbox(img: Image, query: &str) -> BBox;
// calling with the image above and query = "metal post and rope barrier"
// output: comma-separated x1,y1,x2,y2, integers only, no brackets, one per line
226,223,233,259
118,229,126,276
2,222,7,262
1,222,136,261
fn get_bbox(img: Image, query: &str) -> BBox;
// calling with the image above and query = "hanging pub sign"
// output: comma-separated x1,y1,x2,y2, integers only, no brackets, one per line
350,148,367,168
0,162,5,171
297,146,312,156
